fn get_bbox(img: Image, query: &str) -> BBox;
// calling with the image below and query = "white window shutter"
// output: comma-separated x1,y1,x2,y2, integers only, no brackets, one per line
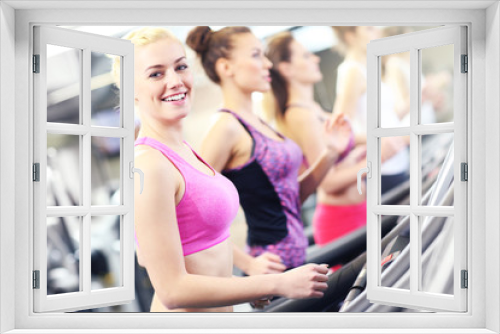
366,25,467,312
33,25,135,312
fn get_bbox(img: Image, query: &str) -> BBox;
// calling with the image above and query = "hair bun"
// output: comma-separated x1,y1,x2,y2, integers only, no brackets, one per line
186,26,213,55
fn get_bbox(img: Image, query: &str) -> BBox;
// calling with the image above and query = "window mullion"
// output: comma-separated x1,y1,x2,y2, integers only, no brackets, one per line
409,47,420,294
81,48,92,294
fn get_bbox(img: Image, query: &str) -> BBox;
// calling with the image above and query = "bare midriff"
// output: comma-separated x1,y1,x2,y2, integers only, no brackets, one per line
149,239,234,313
317,185,366,206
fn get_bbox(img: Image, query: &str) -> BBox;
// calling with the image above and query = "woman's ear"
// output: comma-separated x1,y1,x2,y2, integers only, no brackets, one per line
215,57,233,80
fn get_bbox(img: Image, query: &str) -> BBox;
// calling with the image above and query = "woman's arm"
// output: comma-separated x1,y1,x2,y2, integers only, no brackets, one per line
319,151,367,195
283,107,366,197
199,112,240,173
283,109,351,203
283,108,336,202
232,244,286,275
135,148,328,309
333,64,367,144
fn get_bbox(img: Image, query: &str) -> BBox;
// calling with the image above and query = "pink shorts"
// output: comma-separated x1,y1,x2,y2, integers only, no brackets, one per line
313,201,367,246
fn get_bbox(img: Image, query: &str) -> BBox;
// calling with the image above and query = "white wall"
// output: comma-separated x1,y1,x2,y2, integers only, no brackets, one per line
0,2,16,333
485,2,500,333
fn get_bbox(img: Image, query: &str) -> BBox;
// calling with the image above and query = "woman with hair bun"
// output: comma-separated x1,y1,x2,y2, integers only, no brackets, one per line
186,26,353,271
124,27,330,312
264,31,367,247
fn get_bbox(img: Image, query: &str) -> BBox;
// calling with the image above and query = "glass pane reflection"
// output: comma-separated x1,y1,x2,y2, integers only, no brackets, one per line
91,136,121,206
420,44,454,124
47,44,81,124
47,216,81,295
91,52,121,128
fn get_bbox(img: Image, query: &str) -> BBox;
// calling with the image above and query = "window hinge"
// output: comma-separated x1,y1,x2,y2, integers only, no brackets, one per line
461,54,468,73
461,270,468,289
33,163,40,182
33,270,40,289
461,162,468,181
33,54,40,73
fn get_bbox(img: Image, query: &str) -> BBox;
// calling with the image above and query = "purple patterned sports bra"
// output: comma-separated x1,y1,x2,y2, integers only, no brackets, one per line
219,109,308,269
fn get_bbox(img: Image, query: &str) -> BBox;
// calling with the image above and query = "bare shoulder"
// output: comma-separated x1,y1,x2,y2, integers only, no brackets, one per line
283,105,319,127
343,64,365,81
207,111,243,135
134,145,180,185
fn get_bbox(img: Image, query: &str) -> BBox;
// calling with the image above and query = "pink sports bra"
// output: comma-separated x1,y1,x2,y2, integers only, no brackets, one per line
135,137,240,256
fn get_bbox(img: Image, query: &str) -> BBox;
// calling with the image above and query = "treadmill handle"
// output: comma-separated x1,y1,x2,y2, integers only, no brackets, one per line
357,161,371,195
130,161,145,194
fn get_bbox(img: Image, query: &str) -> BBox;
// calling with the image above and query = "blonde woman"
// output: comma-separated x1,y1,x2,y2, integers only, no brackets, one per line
115,27,329,312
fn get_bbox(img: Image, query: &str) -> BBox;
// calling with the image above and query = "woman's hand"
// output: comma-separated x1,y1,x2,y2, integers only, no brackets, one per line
324,113,353,162
247,252,287,275
250,298,272,309
278,264,329,299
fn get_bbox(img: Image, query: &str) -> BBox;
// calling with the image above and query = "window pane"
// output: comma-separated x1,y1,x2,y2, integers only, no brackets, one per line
91,215,121,290
91,137,121,206
380,136,410,202
420,216,454,295
380,215,410,291
420,133,454,206
420,44,454,124
381,51,410,128
91,52,121,128
47,44,81,124
47,134,81,206
47,216,81,295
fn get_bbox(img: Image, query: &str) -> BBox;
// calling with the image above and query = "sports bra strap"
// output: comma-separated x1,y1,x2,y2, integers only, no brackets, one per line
219,108,256,156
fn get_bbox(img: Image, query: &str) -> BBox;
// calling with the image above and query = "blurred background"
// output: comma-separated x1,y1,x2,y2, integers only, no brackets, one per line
45,25,454,312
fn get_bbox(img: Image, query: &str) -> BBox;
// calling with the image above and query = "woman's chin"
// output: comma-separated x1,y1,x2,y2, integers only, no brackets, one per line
258,83,271,93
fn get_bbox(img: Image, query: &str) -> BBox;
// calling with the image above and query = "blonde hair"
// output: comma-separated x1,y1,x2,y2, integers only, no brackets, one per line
331,26,357,56
111,27,180,87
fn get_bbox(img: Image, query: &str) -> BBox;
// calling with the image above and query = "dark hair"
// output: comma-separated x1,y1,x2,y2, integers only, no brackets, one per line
186,26,252,84
265,31,295,118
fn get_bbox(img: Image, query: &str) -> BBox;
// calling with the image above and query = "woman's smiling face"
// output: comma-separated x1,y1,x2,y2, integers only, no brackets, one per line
134,37,193,123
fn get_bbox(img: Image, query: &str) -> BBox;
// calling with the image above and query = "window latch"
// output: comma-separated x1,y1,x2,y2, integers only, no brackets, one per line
129,162,144,194
357,161,371,195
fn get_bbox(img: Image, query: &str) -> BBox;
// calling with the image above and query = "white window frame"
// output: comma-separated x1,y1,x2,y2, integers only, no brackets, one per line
1,1,499,333
365,25,467,312
32,25,136,312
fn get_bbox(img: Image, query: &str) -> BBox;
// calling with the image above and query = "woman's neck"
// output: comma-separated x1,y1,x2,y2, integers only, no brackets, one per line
137,117,184,148
220,82,254,116
287,81,315,107
345,48,366,64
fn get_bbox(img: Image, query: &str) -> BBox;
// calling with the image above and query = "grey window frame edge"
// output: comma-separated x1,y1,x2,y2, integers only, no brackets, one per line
1,2,499,334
